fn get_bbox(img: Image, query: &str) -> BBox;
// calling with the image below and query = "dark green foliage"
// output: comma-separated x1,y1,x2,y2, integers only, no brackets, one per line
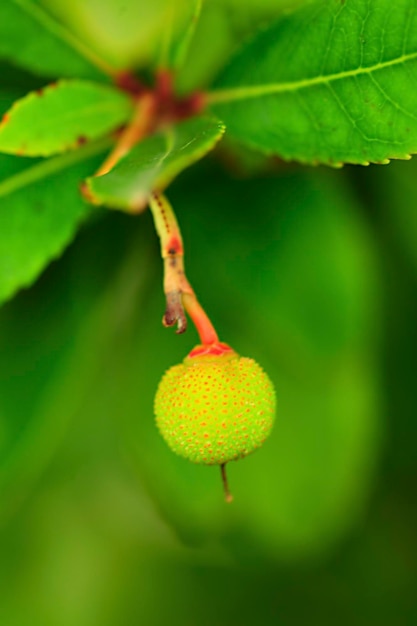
0,1,416,625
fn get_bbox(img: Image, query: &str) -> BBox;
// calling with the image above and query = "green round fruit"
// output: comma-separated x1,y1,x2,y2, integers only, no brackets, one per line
154,342,276,465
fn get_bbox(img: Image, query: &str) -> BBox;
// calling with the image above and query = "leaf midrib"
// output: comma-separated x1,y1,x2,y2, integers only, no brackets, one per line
207,49,417,104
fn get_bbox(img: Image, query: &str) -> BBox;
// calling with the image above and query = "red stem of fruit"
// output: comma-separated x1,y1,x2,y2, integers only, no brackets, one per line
187,342,234,359
182,293,219,346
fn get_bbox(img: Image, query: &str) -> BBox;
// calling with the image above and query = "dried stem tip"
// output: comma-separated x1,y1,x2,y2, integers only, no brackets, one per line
163,291,187,334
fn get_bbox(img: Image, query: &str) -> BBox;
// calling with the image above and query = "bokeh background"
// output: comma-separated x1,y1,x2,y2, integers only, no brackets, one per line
1,1,417,624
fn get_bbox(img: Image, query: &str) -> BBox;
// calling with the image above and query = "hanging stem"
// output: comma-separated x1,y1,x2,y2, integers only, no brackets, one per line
149,192,219,345
220,463,233,503
182,293,219,345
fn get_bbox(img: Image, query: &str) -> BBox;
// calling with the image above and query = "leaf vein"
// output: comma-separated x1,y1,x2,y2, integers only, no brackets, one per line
208,50,417,104
368,73,417,123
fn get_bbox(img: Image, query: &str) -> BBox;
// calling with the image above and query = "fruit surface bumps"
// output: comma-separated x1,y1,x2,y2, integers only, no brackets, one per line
154,343,275,464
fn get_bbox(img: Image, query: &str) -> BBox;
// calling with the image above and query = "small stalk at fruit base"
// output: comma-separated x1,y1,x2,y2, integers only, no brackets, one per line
221,463,233,503
149,192,219,345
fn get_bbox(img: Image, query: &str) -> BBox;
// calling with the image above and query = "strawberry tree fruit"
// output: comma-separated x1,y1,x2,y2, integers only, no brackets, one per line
154,342,276,467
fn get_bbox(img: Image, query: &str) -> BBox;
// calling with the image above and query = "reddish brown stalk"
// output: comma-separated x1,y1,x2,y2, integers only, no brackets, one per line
114,71,147,96
153,69,206,124
182,293,218,346
95,92,156,177
149,193,219,345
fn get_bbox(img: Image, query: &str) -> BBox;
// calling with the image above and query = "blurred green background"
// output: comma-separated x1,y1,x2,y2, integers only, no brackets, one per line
2,157,417,625
1,0,417,624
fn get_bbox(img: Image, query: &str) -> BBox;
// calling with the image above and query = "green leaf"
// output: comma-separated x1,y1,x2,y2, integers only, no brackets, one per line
85,116,225,212
39,0,190,70
0,0,105,79
176,0,304,94
0,140,110,305
0,80,133,157
159,0,203,71
210,0,417,166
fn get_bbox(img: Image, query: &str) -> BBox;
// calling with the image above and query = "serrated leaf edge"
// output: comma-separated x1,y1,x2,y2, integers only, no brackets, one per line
0,79,132,157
